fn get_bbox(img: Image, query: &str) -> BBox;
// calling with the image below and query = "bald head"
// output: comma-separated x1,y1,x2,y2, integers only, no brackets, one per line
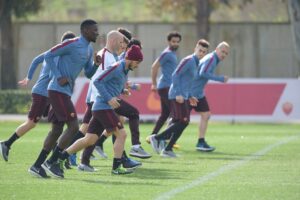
106,30,124,54
216,41,230,49
216,41,230,61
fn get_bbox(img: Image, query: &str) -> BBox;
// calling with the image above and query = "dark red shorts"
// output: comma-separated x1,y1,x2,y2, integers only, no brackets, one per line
170,99,190,123
28,93,49,123
158,87,170,110
48,90,77,123
82,102,93,124
190,97,210,112
87,110,123,134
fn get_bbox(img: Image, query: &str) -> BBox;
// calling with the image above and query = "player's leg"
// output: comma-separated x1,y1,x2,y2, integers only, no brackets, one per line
1,94,48,162
115,99,151,159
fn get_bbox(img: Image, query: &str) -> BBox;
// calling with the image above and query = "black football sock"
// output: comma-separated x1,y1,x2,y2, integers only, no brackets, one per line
4,132,19,148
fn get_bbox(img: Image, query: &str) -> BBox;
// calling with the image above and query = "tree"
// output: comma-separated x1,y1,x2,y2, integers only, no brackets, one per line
288,0,300,75
0,0,42,89
146,0,255,39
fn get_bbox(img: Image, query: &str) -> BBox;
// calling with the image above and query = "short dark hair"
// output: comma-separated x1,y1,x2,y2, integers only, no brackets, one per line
117,27,132,41
197,39,210,48
61,31,76,42
167,31,182,42
128,38,142,49
80,19,97,31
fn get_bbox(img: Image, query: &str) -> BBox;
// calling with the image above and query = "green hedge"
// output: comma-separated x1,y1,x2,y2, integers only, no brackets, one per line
0,90,31,114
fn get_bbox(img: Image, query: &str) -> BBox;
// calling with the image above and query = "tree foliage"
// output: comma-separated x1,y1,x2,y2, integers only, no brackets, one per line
0,0,42,89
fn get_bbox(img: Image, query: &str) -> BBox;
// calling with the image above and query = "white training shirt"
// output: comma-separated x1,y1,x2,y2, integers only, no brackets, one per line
89,48,117,102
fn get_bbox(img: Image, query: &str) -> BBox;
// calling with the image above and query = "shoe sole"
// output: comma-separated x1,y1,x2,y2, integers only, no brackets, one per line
160,152,177,158
0,143,8,162
196,147,215,152
129,153,152,159
41,164,64,179
149,137,160,154
77,168,97,172
111,169,134,175
28,168,49,179
77,165,98,172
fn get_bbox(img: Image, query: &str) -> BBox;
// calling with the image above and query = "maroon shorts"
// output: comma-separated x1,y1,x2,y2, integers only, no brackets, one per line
158,87,170,110
28,93,49,123
190,97,210,112
170,99,190,123
48,90,77,123
82,102,93,124
87,110,123,134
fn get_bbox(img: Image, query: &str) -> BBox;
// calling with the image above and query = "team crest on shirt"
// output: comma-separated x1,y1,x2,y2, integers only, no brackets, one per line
70,113,76,118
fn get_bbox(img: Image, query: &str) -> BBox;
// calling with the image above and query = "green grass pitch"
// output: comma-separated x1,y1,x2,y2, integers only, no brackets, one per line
0,121,299,200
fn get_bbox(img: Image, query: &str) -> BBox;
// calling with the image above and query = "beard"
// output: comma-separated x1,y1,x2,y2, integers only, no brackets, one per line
170,46,179,51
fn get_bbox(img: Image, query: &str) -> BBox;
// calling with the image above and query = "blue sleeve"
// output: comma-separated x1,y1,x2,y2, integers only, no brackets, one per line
84,48,98,79
93,66,118,102
159,52,170,66
27,52,45,80
44,41,73,78
172,59,190,96
199,61,225,82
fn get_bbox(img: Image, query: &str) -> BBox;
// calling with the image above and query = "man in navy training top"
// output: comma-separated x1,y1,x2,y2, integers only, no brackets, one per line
148,32,181,146
149,39,210,158
28,19,100,178
48,45,144,176
191,41,230,152
0,31,76,164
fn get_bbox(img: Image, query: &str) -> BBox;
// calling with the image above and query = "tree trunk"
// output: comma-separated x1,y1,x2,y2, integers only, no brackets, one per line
288,0,300,76
196,0,210,39
0,0,16,89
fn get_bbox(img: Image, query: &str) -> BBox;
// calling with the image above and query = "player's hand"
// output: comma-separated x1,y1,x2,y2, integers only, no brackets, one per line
151,84,157,92
94,53,102,66
122,89,131,96
57,77,69,86
189,97,198,107
18,78,29,86
224,76,229,83
108,97,120,109
175,95,184,104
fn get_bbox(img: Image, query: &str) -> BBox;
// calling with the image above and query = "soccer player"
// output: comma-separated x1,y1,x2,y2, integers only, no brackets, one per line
78,30,144,172
28,19,100,178
149,31,181,138
191,41,230,152
48,45,144,177
95,37,151,160
73,30,124,172
0,31,76,162
149,39,209,158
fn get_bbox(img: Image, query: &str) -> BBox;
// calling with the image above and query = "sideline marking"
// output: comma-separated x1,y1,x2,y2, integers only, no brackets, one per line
155,135,299,200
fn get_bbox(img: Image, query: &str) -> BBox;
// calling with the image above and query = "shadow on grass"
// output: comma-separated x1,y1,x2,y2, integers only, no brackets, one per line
66,167,185,185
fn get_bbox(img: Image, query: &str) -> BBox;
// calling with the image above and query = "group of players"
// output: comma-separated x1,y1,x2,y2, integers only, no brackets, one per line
0,18,230,179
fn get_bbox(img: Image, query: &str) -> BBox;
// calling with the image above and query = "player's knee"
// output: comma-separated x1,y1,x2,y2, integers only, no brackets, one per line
202,112,211,121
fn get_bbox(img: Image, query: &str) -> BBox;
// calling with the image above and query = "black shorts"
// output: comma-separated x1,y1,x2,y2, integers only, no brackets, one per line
48,90,77,123
170,99,190,123
87,110,123,134
190,97,210,112
82,102,93,124
28,93,49,123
